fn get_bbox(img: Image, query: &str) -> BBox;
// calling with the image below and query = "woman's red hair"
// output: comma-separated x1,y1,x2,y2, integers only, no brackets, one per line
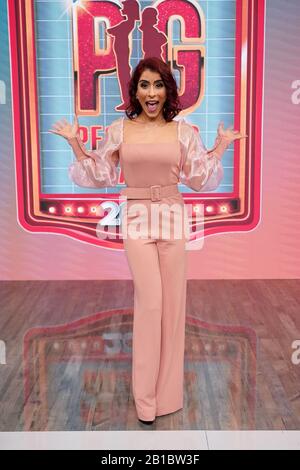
125,57,183,122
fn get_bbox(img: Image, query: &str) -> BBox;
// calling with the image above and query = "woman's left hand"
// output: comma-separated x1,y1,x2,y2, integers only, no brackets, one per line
218,121,248,141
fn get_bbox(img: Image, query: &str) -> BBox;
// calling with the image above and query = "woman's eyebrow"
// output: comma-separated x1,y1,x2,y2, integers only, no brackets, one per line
138,79,163,83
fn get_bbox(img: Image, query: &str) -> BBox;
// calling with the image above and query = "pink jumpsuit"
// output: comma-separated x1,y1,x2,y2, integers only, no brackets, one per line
119,142,188,420
67,116,231,421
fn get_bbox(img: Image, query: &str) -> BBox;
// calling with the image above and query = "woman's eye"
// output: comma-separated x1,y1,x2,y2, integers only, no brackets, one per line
140,83,164,88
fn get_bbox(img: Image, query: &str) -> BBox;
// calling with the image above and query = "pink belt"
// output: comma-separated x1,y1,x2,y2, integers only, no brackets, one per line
120,184,179,202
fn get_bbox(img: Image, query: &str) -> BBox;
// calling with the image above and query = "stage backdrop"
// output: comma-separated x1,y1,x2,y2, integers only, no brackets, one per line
0,0,299,280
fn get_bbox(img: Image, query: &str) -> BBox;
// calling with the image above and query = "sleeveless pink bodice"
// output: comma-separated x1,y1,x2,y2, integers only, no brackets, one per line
119,142,181,188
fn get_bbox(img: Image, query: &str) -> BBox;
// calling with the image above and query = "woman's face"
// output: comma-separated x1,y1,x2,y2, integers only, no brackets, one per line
135,69,167,120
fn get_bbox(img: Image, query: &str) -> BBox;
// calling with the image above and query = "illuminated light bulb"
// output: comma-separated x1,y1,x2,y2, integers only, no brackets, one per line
64,206,72,214
206,206,214,213
48,206,56,214
77,206,85,213
90,206,97,213
220,205,228,213
193,205,201,213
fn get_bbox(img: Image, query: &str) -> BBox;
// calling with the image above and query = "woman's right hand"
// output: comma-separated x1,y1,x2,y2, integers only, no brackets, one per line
48,114,79,140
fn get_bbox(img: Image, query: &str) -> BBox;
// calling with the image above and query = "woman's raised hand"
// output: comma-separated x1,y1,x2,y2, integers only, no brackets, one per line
48,114,79,140
217,121,248,142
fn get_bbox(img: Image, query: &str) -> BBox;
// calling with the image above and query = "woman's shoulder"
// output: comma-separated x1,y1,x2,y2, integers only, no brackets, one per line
109,116,124,128
176,117,196,130
101,117,124,146
176,117,198,141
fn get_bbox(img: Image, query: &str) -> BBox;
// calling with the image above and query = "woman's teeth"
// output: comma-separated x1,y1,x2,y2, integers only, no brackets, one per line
146,101,159,112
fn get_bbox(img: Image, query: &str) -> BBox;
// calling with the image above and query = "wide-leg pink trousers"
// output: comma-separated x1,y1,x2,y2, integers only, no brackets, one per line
122,199,188,421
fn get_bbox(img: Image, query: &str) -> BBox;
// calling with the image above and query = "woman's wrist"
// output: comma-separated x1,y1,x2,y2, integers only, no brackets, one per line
209,134,233,160
67,135,79,143
67,134,91,161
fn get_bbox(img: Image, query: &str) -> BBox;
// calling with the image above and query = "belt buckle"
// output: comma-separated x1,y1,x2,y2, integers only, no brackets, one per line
150,185,161,202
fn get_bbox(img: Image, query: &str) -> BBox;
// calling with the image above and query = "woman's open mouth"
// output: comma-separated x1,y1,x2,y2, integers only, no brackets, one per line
146,101,159,112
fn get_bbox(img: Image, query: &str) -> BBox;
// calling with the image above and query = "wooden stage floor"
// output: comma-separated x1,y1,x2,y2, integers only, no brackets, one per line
0,279,299,431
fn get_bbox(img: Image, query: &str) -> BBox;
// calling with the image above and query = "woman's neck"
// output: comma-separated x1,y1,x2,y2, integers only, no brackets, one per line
134,113,167,126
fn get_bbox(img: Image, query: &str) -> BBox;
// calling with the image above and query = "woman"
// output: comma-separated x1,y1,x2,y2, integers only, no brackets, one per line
49,57,247,426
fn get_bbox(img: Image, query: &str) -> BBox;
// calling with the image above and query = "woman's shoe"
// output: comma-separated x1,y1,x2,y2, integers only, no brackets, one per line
138,418,155,425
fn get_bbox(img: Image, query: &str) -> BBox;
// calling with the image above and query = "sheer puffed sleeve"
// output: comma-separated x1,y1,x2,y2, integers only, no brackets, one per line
68,117,122,188
178,119,232,192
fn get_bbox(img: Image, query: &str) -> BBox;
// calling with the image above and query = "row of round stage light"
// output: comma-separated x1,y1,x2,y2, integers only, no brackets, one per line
44,201,235,217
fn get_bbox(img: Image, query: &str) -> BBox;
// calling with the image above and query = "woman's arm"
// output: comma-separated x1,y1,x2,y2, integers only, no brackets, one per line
49,116,122,188
67,135,91,162
179,121,247,192
67,122,121,188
